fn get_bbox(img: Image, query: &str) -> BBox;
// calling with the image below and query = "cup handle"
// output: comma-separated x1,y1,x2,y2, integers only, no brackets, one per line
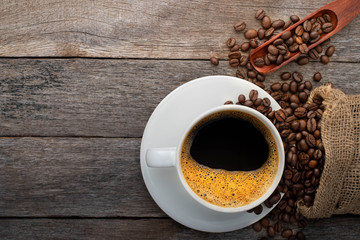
146,147,177,168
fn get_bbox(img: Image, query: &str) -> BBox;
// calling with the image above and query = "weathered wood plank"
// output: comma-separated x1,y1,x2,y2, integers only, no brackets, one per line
0,217,359,240
0,137,166,217
0,0,359,61
0,59,359,137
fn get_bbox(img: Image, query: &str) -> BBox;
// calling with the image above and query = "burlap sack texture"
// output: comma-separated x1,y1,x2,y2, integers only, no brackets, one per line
296,85,360,218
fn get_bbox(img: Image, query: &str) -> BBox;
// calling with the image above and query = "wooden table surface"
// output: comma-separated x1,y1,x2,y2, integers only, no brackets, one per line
1,0,360,239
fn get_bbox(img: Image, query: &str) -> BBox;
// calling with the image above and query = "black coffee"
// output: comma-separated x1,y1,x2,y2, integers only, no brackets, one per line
190,116,269,171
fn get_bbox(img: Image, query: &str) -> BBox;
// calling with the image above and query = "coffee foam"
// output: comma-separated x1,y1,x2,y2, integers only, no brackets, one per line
180,110,278,208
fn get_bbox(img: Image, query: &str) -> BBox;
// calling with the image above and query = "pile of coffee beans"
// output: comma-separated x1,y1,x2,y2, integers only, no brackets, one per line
211,9,336,82
224,72,328,239
253,12,335,67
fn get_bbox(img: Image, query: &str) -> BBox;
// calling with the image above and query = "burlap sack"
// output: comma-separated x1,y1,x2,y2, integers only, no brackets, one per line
296,85,360,218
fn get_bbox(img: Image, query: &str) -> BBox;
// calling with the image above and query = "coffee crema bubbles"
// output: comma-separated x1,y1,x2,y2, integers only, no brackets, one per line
180,110,279,208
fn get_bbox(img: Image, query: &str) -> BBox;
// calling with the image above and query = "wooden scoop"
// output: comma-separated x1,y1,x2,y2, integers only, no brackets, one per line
249,0,360,75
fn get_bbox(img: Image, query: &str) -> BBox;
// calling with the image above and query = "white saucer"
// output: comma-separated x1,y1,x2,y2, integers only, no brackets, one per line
140,75,281,232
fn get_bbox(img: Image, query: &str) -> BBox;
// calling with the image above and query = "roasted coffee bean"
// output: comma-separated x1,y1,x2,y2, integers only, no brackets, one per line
237,95,245,105
236,68,246,78
234,21,246,31
244,29,258,39
290,15,300,22
316,109,323,118
270,83,281,92
275,110,286,122
290,120,300,131
256,74,265,82
318,16,326,24
308,160,318,168
304,81,313,91
303,20,312,32
283,20,293,29
295,36,303,45
262,16,272,29
302,32,310,43
310,30,319,39
282,213,290,223
265,27,275,38
285,37,294,46
254,98,262,107
269,193,281,205
288,81,297,94
239,56,248,66
323,13,332,22
297,56,310,65
226,38,236,48
277,45,287,55
267,53,277,63
292,71,303,83
314,129,321,139
252,221,262,232
326,45,335,57
210,56,219,65
274,221,282,233
255,9,266,20
276,54,284,65
307,110,316,119
255,81,265,89
240,42,250,51
295,25,304,36
253,205,263,215
280,31,292,41
249,89,258,101
308,48,319,59
271,91,282,101
290,94,300,104
230,44,240,51
284,169,293,180
314,149,323,160
298,92,308,103
289,43,299,52
224,100,233,105
292,172,302,183
306,134,316,147
229,58,239,67
244,100,254,107
299,119,307,131
316,45,323,53
248,70,257,78
281,229,293,238
254,58,265,67
264,55,271,65
260,217,270,227
280,72,291,81
228,51,242,59
256,27,265,39
272,19,285,29
281,83,290,93
249,39,258,48
296,231,306,240
273,38,284,46
268,45,279,55
298,139,309,152
261,97,271,107
322,22,333,33
267,226,275,238
307,118,317,132
313,72,322,82
294,107,307,118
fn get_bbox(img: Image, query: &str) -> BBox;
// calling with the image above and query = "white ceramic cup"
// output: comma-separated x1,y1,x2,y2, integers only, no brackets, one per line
146,105,284,213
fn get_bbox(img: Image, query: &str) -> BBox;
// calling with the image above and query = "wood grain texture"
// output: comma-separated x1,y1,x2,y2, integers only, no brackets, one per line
0,137,166,217
0,58,359,138
1,217,359,240
0,0,360,61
